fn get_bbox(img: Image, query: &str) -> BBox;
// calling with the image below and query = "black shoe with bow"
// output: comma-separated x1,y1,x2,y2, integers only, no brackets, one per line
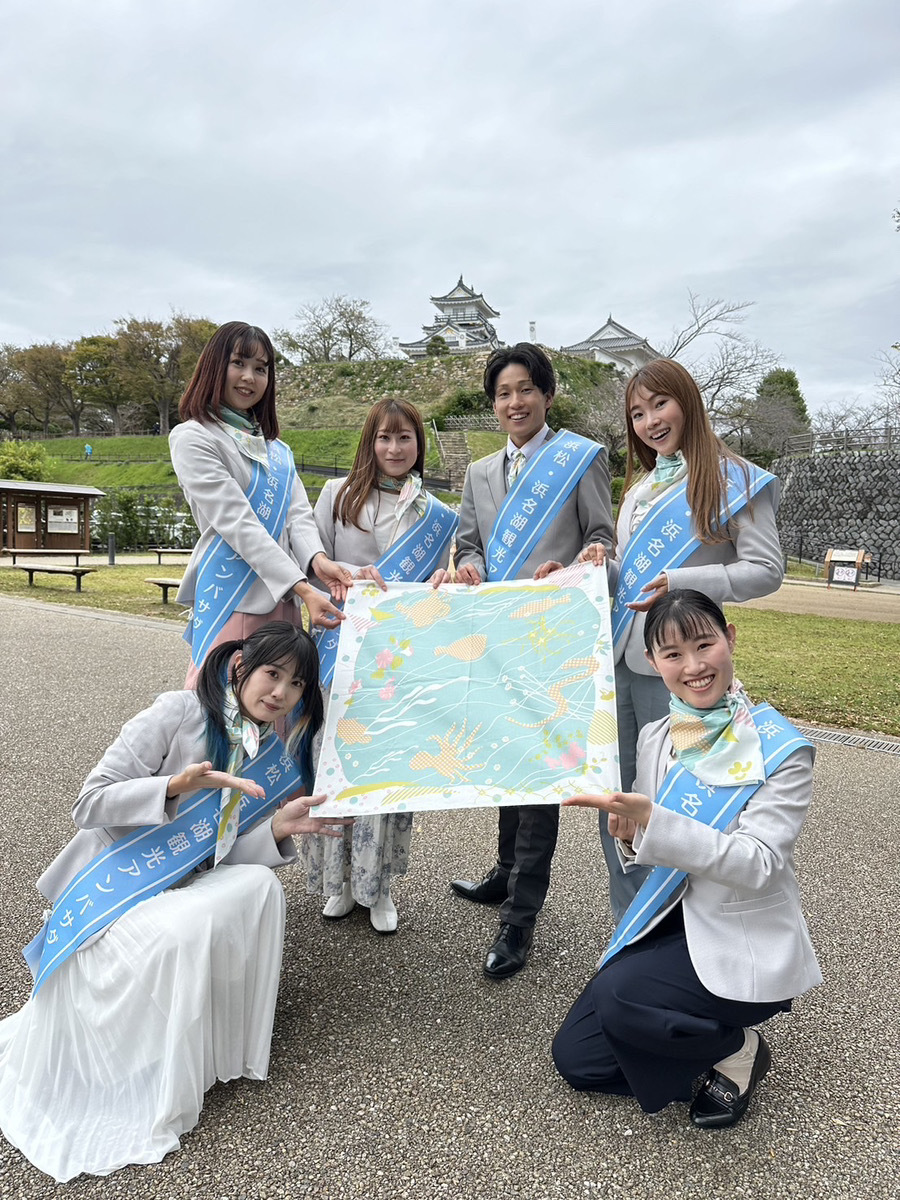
690,1032,771,1129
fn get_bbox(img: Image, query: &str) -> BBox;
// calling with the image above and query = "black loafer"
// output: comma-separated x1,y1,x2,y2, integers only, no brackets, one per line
690,1032,771,1129
483,922,533,980
450,866,509,905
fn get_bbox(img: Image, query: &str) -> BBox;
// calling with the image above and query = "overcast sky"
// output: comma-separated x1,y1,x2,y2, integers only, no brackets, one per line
2,0,897,412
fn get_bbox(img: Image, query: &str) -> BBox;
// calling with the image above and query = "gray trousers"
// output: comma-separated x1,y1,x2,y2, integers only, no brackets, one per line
600,662,670,922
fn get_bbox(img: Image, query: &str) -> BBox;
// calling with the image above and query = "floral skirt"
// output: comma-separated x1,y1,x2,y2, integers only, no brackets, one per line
300,814,414,906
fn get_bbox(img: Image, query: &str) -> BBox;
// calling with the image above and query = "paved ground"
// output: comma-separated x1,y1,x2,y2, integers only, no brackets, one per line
0,597,897,1199
741,579,900,623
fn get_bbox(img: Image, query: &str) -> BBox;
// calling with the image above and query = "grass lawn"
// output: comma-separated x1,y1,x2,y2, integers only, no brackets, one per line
1,563,896,737
0,564,189,623
725,605,900,736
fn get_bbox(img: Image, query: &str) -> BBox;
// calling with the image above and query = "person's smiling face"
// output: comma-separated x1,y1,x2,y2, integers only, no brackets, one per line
374,422,419,477
492,363,553,447
647,621,737,709
628,384,685,457
225,343,269,413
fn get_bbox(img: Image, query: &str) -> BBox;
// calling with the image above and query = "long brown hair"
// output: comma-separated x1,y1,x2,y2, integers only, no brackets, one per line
622,359,750,544
334,398,426,529
178,322,279,440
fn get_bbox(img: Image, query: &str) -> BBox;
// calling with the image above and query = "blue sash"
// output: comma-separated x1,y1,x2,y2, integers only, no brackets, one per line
486,430,603,581
611,460,774,649
598,704,811,968
24,734,303,996
184,438,296,667
314,492,458,688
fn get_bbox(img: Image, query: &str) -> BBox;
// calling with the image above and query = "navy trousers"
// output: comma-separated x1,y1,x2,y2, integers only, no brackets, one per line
552,910,791,1113
494,803,560,928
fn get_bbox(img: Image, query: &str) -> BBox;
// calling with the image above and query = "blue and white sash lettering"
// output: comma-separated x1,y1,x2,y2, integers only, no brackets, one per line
487,430,603,581
598,705,811,969
314,493,459,688
24,734,303,996
185,438,296,667
611,461,775,649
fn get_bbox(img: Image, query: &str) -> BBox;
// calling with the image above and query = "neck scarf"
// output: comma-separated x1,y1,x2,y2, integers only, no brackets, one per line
378,470,427,520
214,681,273,865
668,679,765,786
629,450,688,533
214,407,270,468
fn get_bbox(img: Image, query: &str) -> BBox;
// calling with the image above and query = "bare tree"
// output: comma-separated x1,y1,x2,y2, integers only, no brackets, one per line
659,293,756,360
275,295,388,363
660,292,779,434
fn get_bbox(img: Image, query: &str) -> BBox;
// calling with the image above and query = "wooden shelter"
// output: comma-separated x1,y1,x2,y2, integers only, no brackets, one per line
0,480,105,555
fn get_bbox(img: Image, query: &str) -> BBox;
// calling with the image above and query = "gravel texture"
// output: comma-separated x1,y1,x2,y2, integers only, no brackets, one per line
0,595,896,1200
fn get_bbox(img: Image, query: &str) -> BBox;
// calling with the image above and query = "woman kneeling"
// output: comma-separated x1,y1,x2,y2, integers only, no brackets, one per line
553,589,822,1128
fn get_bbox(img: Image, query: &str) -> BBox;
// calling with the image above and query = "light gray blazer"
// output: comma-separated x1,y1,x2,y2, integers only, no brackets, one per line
169,420,325,614
624,716,822,1004
454,433,614,580
37,691,296,906
313,478,452,574
613,470,784,674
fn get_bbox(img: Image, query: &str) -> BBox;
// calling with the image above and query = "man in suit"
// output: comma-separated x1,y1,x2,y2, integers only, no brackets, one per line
432,343,614,979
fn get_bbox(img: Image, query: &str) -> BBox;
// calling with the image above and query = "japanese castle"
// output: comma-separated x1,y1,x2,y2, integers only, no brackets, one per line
399,276,502,358
560,316,660,373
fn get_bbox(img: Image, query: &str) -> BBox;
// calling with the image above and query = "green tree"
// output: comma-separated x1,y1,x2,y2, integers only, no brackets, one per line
0,441,46,481
426,335,449,357
0,344,30,436
66,335,130,434
114,315,217,436
16,343,85,435
744,367,811,462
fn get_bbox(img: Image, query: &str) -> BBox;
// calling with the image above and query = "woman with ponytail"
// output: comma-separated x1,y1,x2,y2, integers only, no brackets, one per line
0,622,348,1183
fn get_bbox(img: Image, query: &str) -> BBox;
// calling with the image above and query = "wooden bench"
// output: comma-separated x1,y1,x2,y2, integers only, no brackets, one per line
2,548,89,566
145,577,183,605
15,565,96,592
150,548,190,566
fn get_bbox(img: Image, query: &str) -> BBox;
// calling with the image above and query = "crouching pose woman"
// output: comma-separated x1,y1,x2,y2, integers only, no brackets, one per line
0,622,348,1182
552,589,822,1129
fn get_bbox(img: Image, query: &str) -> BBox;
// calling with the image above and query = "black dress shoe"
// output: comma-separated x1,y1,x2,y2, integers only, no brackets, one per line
690,1032,771,1129
483,923,533,980
450,866,509,905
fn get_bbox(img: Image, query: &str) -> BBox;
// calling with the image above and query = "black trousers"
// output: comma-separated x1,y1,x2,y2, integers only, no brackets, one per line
552,910,791,1113
494,803,560,928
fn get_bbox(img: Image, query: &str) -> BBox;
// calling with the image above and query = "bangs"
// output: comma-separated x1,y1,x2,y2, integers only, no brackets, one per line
651,613,720,651
230,328,270,364
376,402,417,434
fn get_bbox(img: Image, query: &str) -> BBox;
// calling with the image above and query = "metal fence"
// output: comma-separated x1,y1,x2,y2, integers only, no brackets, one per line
784,427,897,455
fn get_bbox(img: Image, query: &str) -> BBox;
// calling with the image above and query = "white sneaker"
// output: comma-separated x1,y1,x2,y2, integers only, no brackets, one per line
322,883,355,920
369,892,398,935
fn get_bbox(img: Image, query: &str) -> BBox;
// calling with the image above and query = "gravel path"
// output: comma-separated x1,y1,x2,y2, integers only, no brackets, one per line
0,597,896,1200
740,580,900,623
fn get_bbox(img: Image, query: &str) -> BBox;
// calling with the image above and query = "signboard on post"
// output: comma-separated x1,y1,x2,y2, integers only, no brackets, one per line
825,548,866,590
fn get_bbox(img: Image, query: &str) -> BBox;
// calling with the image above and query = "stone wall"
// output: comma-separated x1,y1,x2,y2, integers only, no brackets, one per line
771,450,900,576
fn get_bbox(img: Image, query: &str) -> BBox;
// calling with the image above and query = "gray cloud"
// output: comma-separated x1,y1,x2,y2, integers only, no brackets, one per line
1,0,897,410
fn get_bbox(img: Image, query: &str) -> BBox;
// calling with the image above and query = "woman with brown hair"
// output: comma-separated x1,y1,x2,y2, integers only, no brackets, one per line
582,359,783,920
301,398,457,933
169,321,352,684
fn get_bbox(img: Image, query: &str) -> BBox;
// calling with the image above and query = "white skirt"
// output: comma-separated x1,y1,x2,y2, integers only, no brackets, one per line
0,862,285,1183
